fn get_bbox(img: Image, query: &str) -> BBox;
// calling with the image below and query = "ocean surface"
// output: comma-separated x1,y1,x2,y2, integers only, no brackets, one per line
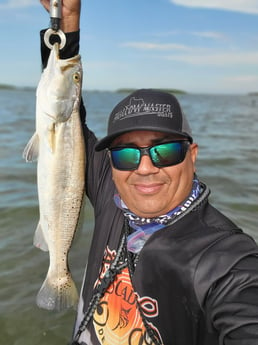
0,89,258,344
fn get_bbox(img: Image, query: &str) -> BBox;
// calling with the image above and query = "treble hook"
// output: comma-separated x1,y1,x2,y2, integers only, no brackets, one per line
44,0,66,50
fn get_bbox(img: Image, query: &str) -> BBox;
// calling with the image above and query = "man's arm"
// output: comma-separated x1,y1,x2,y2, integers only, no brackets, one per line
206,255,258,343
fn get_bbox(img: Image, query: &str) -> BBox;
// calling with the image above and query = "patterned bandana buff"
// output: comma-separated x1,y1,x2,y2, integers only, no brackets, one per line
114,176,201,253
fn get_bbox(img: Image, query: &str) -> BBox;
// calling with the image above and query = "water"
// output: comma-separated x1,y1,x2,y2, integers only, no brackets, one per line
0,89,257,344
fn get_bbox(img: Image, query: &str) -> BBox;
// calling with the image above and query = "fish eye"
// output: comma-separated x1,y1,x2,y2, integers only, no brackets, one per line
73,72,80,83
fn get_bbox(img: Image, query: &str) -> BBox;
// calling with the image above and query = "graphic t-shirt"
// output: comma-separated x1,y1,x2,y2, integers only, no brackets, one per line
92,245,162,345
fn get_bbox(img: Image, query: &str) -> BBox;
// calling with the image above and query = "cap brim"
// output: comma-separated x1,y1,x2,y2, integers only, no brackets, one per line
95,126,192,151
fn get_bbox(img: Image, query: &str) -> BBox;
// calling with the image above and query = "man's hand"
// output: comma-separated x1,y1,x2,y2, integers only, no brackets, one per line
40,0,81,32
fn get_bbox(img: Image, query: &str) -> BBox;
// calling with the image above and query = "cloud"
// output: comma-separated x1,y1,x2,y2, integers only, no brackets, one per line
223,75,258,83
122,42,191,51
165,50,258,66
152,30,227,41
191,31,227,40
170,0,258,15
122,41,258,67
221,75,258,91
0,0,37,9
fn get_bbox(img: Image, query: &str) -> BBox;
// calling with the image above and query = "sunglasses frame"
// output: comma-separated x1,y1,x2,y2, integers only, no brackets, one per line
108,140,190,171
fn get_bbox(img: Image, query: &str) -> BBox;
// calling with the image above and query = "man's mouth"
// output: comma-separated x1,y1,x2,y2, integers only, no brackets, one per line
133,183,164,194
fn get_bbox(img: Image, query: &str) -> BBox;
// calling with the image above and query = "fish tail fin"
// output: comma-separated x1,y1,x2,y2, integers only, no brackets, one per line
36,272,79,311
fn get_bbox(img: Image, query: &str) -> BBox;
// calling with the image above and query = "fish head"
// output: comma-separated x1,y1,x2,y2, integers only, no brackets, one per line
37,43,82,123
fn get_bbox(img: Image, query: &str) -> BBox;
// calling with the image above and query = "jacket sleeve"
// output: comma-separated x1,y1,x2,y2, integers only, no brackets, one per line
193,230,258,344
206,256,258,345
205,254,258,344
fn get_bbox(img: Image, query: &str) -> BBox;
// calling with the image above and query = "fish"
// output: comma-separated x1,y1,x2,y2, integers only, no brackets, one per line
23,42,85,311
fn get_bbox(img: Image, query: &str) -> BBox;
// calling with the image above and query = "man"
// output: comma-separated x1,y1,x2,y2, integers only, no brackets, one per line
40,1,258,344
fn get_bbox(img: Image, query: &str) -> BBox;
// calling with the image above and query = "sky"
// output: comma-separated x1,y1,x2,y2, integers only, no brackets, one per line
0,0,258,94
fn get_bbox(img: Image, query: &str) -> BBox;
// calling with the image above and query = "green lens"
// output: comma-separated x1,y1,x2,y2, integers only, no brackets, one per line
111,147,140,170
150,142,186,167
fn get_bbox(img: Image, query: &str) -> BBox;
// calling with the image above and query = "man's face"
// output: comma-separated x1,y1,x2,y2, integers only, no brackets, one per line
110,131,198,218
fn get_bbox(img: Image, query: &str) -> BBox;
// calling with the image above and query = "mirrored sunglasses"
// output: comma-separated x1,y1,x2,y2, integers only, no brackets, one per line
108,140,190,171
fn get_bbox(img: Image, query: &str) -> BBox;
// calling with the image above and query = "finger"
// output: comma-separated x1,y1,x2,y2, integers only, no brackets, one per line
40,0,50,12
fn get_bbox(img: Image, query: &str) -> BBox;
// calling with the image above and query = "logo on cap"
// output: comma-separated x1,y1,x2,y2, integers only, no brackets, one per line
113,97,174,122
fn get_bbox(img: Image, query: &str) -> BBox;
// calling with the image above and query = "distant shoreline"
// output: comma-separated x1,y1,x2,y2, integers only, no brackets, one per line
1,84,258,96
0,84,35,91
0,84,186,94
116,88,187,94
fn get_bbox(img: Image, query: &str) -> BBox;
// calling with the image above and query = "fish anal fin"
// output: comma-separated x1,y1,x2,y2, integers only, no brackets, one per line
23,132,39,162
33,222,49,252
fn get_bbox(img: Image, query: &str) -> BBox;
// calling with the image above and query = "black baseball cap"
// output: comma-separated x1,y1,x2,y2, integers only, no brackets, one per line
95,89,193,151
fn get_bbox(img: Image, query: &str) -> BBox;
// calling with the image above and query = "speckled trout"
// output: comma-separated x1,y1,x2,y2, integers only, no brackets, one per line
23,43,85,311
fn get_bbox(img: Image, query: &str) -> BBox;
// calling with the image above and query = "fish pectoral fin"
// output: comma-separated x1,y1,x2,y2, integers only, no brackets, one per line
33,222,49,252
23,132,39,162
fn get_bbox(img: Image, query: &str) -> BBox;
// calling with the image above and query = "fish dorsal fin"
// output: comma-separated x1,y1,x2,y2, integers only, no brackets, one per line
23,132,39,162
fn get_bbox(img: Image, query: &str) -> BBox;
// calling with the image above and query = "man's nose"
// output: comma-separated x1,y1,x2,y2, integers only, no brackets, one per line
135,153,160,174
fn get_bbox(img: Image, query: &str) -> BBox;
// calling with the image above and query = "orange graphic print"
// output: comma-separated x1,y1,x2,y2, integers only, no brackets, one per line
93,246,161,345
